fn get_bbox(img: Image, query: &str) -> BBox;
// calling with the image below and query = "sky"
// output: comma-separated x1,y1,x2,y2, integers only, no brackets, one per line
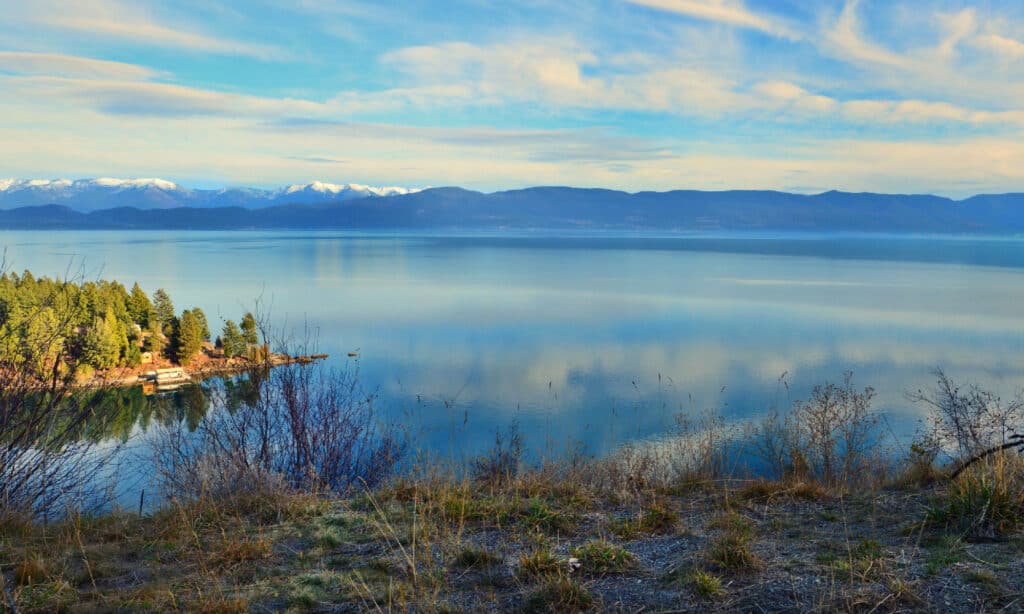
1,0,1023,196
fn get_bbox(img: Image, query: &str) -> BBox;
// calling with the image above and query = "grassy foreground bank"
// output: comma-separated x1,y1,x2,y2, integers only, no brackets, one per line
3,370,1024,612
2,451,1023,613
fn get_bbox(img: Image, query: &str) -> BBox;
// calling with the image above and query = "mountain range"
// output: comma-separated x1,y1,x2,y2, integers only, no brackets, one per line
0,178,421,212
0,178,1022,234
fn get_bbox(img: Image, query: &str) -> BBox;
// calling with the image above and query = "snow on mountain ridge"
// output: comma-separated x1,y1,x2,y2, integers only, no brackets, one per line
282,181,421,197
25,179,73,189
0,178,423,211
89,178,179,190
0,178,180,191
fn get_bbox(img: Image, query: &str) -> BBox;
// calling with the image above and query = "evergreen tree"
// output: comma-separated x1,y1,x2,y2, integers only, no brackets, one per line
221,320,244,358
82,307,123,369
22,306,63,372
143,319,165,355
165,316,181,361
191,307,210,342
240,312,259,346
124,342,142,367
152,289,175,331
176,310,203,365
127,282,154,327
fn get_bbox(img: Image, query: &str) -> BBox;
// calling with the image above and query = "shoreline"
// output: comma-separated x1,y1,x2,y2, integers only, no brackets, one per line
78,352,330,391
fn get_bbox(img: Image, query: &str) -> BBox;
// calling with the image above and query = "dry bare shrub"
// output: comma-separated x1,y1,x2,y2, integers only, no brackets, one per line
155,356,404,506
754,372,880,488
908,368,1024,464
469,422,522,486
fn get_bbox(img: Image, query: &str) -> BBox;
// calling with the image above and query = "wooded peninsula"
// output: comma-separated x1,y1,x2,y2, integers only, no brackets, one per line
0,270,263,383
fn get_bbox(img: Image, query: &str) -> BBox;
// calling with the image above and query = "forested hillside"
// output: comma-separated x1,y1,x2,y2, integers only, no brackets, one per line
0,271,257,376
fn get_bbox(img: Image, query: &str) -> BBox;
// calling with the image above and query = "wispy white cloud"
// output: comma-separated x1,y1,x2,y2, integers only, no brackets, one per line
6,37,1021,133
972,33,1024,59
17,0,292,60
2,75,326,118
379,38,747,115
374,39,1024,128
822,0,912,69
934,8,976,59
47,16,286,60
4,75,1024,198
752,80,1024,126
815,1,1024,112
626,0,797,39
0,51,161,80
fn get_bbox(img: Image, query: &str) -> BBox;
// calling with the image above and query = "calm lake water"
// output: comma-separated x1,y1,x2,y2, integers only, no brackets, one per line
4,230,1024,501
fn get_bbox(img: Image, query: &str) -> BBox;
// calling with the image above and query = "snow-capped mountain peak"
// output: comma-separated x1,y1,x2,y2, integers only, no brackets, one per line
88,177,179,190
284,181,347,195
0,177,423,211
25,179,73,189
282,181,420,197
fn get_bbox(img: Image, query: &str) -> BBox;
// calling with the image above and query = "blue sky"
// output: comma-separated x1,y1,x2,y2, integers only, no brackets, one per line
1,0,1023,196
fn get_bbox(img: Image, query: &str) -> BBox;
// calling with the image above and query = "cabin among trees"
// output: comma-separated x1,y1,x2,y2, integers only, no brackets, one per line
0,271,261,379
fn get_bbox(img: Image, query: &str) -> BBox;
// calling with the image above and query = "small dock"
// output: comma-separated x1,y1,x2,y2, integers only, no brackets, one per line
139,367,192,387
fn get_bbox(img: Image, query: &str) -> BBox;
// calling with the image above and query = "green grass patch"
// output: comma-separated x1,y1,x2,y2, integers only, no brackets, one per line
609,500,679,538
926,458,1024,538
924,534,963,576
570,540,637,573
517,549,565,579
689,568,724,598
520,498,575,534
454,546,501,569
706,530,760,571
523,576,597,613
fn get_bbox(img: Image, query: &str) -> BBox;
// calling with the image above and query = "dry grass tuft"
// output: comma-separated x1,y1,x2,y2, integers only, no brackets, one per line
14,555,49,586
570,539,637,573
739,478,829,502
523,576,598,613
927,453,1024,538
610,499,680,538
705,512,760,571
689,568,724,597
208,532,272,568
517,549,565,580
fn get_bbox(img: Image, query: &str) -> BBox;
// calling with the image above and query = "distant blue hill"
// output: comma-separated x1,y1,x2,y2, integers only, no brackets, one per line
0,187,1022,233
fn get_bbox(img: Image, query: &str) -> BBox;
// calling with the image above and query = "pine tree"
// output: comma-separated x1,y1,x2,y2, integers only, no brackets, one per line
143,319,165,355
127,282,154,327
240,312,259,346
221,320,244,358
152,289,175,331
22,306,63,372
191,307,210,342
124,342,142,367
176,310,203,365
82,307,122,369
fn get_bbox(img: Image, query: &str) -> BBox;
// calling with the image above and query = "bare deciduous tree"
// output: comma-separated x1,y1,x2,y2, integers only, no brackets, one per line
0,263,121,518
908,368,1024,462
155,355,404,503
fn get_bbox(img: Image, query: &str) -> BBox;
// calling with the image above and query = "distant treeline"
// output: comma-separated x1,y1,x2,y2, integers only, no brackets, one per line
0,270,258,374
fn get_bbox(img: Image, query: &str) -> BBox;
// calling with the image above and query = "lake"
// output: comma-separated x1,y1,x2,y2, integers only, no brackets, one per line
3,230,1024,502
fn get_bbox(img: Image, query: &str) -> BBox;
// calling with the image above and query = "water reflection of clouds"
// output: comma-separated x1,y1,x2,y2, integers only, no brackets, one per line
358,323,1022,421
5,231,1024,454
301,278,1024,341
